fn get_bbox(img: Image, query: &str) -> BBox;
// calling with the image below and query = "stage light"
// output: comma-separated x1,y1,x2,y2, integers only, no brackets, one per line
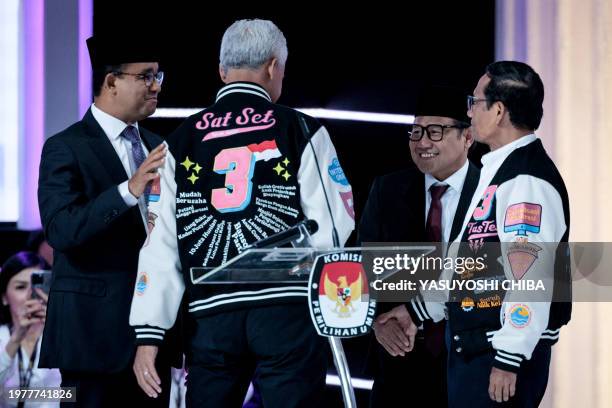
153,108,415,125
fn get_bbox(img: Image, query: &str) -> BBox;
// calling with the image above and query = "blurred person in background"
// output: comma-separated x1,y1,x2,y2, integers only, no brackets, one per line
0,251,61,407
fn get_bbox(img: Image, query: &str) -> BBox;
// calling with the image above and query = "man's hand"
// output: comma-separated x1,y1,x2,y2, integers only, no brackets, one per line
373,316,411,356
133,345,162,398
128,143,166,198
489,366,517,403
376,305,418,353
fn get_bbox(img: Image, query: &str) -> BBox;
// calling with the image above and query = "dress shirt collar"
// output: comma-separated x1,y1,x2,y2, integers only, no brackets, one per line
91,103,139,141
424,159,469,195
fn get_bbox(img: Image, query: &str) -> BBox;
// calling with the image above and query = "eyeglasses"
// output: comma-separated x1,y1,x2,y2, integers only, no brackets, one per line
467,95,487,111
113,70,164,87
408,123,468,142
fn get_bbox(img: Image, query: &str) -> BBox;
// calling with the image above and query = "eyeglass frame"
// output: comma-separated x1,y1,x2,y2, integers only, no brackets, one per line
408,123,470,142
467,95,488,111
113,70,164,87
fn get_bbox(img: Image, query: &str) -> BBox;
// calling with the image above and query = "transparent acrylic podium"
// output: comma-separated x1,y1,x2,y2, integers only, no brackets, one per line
190,247,317,285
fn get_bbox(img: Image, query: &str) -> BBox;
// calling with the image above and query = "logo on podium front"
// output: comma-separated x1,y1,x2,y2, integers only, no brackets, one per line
308,251,377,338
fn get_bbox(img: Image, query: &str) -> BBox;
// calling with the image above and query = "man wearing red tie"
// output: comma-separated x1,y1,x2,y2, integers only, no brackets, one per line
359,85,481,407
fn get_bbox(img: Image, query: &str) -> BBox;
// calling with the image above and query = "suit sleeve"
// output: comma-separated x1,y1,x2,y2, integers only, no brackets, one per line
491,175,567,372
357,177,382,244
129,144,184,346
297,125,355,248
38,136,131,251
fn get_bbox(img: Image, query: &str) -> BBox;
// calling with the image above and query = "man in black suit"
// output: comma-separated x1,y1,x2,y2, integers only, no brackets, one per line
359,86,481,407
37,34,177,406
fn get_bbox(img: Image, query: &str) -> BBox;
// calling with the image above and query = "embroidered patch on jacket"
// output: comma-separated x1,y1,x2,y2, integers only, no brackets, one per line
328,158,349,186
148,177,161,202
508,304,531,328
272,156,291,181
461,297,475,312
248,139,282,162
504,203,542,236
339,191,355,220
136,273,148,296
507,241,542,279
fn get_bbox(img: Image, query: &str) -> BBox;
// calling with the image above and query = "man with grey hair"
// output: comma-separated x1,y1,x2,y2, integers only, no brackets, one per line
129,19,355,407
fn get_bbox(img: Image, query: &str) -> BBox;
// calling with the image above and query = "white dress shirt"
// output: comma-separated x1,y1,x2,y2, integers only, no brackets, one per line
90,103,148,229
424,159,470,243
0,325,61,407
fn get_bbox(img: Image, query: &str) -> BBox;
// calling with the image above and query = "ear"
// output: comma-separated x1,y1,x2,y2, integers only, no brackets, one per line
494,101,506,126
104,72,117,92
2,295,7,307
463,127,474,149
266,58,279,80
219,64,228,83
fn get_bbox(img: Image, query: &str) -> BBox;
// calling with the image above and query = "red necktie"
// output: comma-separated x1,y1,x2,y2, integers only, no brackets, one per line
426,184,449,242
424,183,448,356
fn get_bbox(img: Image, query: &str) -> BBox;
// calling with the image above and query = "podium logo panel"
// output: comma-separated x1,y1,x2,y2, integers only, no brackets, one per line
308,251,377,338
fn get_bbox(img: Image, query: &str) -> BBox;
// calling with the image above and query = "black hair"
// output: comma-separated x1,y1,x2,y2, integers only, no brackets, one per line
92,64,123,97
0,252,46,324
484,61,544,130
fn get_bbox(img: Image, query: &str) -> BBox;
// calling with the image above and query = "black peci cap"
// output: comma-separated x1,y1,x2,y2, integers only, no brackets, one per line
414,85,470,124
86,34,160,69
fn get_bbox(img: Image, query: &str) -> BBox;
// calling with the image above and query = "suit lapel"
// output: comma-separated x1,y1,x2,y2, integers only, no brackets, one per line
82,109,129,185
412,174,426,239
449,162,480,243
397,172,425,241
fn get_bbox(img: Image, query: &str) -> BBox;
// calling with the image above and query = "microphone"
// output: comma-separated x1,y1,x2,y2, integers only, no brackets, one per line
247,219,319,249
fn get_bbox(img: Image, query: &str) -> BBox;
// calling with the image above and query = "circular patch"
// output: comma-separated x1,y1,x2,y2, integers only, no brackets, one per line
328,158,349,186
461,297,474,312
509,304,531,328
136,272,148,296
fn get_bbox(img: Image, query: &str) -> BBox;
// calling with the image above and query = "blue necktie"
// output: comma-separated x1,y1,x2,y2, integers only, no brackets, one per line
121,125,150,203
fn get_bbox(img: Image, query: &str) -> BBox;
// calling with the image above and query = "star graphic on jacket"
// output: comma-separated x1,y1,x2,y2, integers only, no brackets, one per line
193,163,202,174
188,173,199,184
282,158,290,167
273,163,284,175
181,156,194,171
282,171,291,181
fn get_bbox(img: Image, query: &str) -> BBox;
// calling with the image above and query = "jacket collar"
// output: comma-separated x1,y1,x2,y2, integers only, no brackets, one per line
215,82,271,103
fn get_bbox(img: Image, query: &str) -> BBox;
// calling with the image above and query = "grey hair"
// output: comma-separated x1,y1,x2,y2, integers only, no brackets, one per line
219,19,288,73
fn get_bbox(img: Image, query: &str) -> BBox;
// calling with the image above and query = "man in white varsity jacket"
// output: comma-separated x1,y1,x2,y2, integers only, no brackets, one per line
128,19,354,407
389,61,571,406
